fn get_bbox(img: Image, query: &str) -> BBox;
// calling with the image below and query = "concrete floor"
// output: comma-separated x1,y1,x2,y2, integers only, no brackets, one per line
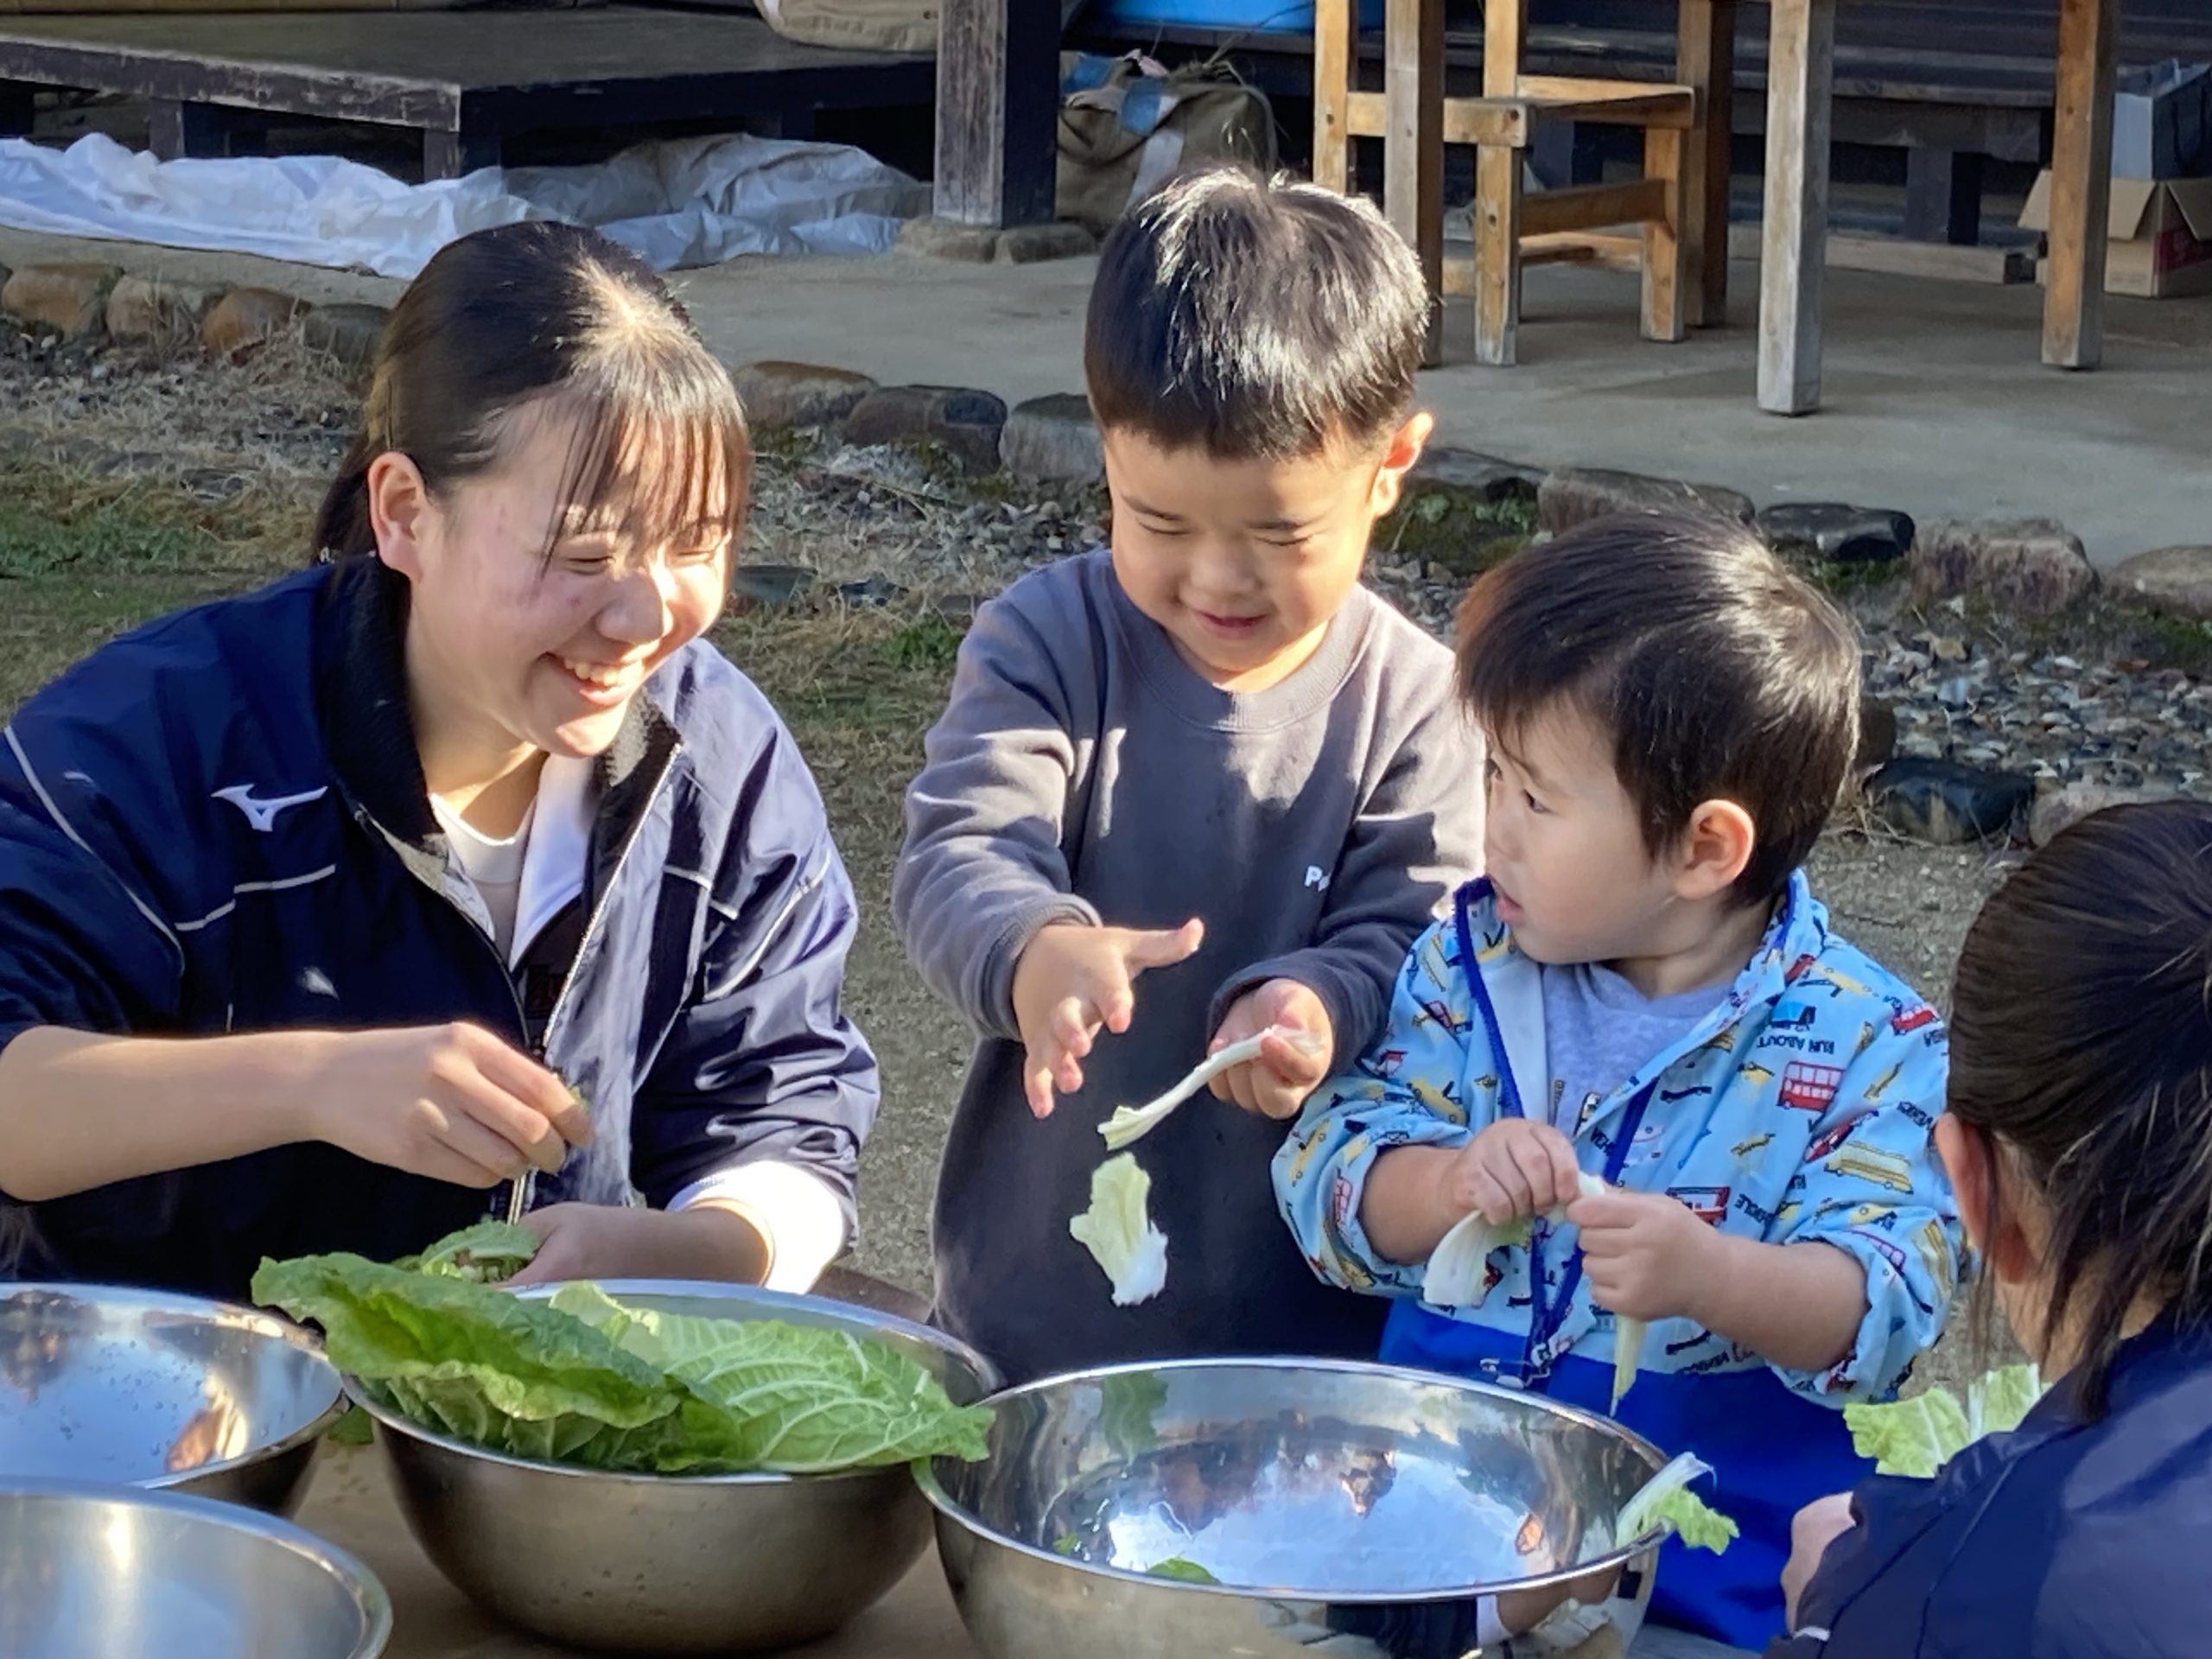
5,222,2206,567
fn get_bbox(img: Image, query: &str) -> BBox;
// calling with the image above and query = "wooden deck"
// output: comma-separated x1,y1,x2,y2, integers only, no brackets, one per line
0,8,934,178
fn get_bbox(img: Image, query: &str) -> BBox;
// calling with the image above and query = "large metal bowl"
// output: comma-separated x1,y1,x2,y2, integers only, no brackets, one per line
0,1476,391,1657
918,1357,1671,1659
0,1283,344,1516
353,1278,1000,1654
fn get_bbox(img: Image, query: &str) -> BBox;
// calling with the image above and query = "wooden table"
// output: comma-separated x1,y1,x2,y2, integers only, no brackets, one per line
0,10,931,181
299,1445,1755,1659
1758,0,2120,414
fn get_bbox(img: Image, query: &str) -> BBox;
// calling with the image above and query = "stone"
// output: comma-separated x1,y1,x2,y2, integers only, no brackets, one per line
1411,445,1545,506
1856,697,1898,774
835,575,906,608
2,263,122,340
999,392,1102,484
1866,758,2035,846
200,286,308,357
2108,546,2212,622
1909,518,2097,619
997,221,1098,264
896,216,1001,264
1757,501,1915,564
302,302,391,373
842,384,1008,475
730,360,876,431
104,276,219,348
730,563,815,611
2029,783,2182,849
1536,467,1756,537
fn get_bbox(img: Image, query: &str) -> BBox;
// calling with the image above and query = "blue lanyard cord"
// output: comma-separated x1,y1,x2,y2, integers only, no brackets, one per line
1449,883,1654,1384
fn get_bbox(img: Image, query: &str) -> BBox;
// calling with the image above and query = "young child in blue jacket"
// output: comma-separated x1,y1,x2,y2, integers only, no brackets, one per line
1276,512,1965,1650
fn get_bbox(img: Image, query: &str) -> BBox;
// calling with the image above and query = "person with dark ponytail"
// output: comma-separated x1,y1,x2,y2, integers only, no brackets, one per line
0,222,877,1296
1772,799,2212,1657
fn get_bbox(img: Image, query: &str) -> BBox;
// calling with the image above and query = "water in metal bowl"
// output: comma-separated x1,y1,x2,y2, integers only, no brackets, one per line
0,1477,391,1658
0,1284,345,1515
919,1357,1670,1659
355,1278,999,1655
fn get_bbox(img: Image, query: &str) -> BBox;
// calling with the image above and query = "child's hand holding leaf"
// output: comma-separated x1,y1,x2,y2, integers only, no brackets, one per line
1567,1185,1719,1322
1206,978,1334,1119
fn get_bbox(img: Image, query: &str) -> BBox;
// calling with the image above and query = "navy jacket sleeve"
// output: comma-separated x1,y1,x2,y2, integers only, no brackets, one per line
626,748,880,1228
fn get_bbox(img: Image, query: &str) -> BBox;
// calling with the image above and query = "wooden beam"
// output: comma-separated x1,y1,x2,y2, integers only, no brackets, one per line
1516,76,1696,128
1383,0,1446,365
2044,0,2118,370
1520,176,1669,238
1347,89,1531,149
1313,0,1357,193
1678,0,1736,327
933,0,1058,229
1758,0,1835,416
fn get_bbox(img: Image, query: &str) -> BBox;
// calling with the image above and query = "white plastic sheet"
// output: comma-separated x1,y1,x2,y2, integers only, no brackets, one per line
0,131,927,278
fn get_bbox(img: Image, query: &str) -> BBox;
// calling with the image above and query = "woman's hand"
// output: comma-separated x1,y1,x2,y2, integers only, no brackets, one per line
1783,1492,1858,1630
303,1023,592,1188
507,1203,769,1287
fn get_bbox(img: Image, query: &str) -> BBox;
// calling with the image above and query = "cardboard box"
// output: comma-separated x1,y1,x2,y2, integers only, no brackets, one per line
2113,60,2209,180
2020,170,2212,299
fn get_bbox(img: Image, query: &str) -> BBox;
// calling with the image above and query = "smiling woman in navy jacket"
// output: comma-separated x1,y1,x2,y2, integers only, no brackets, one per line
1771,801,2212,1659
0,223,876,1298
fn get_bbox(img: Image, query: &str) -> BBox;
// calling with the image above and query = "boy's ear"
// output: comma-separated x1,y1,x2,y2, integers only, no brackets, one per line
1365,411,1435,519
1672,797,1758,901
368,451,433,581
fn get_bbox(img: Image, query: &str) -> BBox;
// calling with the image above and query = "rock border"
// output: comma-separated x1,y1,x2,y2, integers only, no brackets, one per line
10,261,2206,852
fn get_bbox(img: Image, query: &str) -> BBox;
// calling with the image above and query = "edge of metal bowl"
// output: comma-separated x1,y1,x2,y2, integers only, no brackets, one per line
1,1282,348,1491
912,1353,1677,1606
0,1474,394,1659
346,1276,1000,1487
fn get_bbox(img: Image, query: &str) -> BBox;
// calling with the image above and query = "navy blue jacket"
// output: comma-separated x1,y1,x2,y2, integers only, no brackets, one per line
1770,1319,2212,1659
0,558,877,1295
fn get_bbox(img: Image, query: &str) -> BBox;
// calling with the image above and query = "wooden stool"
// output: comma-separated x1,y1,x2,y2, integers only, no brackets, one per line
1314,0,1736,367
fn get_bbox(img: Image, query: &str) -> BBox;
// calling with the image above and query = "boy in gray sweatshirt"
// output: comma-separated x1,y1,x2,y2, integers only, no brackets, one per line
894,168,1484,1384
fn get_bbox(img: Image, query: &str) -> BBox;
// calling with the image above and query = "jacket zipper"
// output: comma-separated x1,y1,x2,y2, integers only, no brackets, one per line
502,746,683,1219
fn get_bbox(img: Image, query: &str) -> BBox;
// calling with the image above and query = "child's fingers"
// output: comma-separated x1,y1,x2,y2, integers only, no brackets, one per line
1506,1135,1567,1212
1465,1165,1521,1227
1022,1052,1058,1119
1259,1031,1328,1084
1048,997,1096,1059
1122,918,1205,975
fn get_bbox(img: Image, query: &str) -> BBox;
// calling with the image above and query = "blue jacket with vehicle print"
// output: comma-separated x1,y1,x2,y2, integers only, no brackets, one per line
0,557,877,1297
1274,874,1962,1651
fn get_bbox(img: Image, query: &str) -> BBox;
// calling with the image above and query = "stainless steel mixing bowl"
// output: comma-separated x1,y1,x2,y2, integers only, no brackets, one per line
0,1283,345,1515
0,1476,391,1658
353,1278,999,1654
918,1356,1673,1659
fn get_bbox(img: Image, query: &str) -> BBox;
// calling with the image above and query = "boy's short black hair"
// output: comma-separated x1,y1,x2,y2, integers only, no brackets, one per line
1456,512,1860,905
1084,167,1431,460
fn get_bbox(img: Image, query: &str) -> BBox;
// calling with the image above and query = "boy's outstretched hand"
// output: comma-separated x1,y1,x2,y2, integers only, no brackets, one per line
1011,918,1205,1118
1207,979,1335,1119
1567,1186,1721,1323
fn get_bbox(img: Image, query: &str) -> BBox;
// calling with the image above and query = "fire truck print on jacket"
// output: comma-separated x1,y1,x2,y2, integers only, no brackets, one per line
1274,873,1963,1404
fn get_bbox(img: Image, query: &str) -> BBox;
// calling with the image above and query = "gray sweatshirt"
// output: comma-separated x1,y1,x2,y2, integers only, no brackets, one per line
894,549,1484,1383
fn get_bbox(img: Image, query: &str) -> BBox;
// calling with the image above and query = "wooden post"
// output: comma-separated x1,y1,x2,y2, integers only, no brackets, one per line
1384,0,1446,366
1313,0,1358,194
1642,125,1689,343
2044,0,2119,370
1677,0,1736,327
934,0,1058,229
1758,0,1834,416
148,99,234,162
422,126,501,181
